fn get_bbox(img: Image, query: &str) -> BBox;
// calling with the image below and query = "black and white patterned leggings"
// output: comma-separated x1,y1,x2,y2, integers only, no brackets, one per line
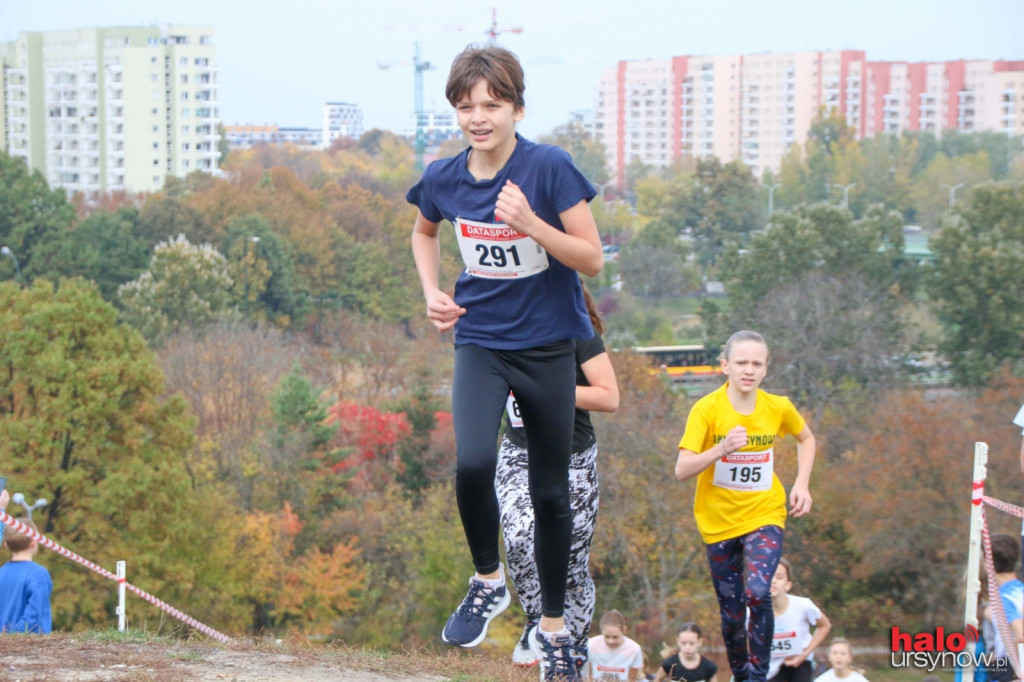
496,436,600,648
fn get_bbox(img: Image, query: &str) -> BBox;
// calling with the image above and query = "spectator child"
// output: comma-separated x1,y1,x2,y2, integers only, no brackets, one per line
0,517,52,634
984,534,1023,682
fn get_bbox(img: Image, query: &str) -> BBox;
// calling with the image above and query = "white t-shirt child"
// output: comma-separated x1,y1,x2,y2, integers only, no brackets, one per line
769,595,824,679
588,632,645,680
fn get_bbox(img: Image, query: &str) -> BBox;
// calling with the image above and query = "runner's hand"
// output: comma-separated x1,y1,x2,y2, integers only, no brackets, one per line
425,290,465,333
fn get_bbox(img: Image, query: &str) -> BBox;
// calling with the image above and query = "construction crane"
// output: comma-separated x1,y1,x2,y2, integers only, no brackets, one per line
412,42,434,172
485,8,523,45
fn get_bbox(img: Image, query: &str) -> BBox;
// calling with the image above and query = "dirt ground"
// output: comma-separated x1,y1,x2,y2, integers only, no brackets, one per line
0,634,452,682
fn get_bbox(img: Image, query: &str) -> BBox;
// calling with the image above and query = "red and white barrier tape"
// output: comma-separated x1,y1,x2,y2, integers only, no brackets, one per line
983,495,1024,520
0,510,231,643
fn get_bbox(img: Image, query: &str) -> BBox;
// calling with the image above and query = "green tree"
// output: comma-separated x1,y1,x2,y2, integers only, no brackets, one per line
387,371,444,492
262,363,340,517
708,203,912,417
802,108,859,206
909,152,991,229
136,194,214,248
32,206,150,300
928,181,1024,385
686,157,762,263
0,278,258,633
617,220,699,301
0,152,76,282
223,214,310,326
118,234,237,342
537,120,610,185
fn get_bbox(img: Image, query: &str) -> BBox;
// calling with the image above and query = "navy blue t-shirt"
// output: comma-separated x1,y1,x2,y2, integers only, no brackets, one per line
406,134,596,350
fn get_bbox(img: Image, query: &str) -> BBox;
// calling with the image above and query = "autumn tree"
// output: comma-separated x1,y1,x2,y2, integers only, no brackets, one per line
158,321,304,504
810,390,986,631
0,278,269,634
706,203,913,420
928,181,1024,385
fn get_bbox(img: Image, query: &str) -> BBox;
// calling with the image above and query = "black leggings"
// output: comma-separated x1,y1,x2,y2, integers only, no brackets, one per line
451,341,576,618
768,661,814,682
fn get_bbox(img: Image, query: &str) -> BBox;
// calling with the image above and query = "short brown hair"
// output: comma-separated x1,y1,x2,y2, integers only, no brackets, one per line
445,44,525,109
4,518,38,554
775,557,793,583
991,533,1019,574
600,609,628,630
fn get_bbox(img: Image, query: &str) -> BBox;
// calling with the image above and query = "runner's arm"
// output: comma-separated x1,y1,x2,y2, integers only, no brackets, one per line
577,352,619,413
789,425,815,517
495,181,603,276
411,210,465,332
675,426,748,481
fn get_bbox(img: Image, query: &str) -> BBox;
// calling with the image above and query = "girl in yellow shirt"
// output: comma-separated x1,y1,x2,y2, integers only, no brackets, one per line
675,330,816,682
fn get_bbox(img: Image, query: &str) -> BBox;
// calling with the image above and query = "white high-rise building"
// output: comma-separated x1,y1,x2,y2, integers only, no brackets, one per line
322,101,363,147
1,25,219,195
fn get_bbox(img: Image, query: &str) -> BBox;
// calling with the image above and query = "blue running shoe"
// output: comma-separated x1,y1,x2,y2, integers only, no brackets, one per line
440,574,511,647
528,625,583,681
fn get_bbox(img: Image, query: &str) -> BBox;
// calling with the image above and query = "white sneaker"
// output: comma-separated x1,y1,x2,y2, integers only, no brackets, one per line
512,618,540,667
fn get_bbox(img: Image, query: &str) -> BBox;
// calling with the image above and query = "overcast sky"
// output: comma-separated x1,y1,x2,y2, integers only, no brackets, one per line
1,0,1021,138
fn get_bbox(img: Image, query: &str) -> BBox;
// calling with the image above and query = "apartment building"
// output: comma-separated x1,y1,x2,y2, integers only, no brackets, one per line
224,124,322,149
321,101,363,147
597,50,1024,183
1,25,219,195
406,109,461,150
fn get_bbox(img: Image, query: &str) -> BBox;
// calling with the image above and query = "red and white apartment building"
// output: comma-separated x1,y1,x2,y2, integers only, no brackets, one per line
594,50,1024,183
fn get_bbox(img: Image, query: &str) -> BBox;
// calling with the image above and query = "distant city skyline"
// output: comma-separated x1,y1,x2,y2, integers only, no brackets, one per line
1,0,1022,138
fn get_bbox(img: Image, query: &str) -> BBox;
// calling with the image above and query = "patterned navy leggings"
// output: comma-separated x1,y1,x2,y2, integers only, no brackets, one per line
705,525,784,682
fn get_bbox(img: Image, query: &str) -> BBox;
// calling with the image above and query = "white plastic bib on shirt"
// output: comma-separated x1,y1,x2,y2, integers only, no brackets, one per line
505,392,523,428
771,629,798,658
454,217,549,279
712,448,773,491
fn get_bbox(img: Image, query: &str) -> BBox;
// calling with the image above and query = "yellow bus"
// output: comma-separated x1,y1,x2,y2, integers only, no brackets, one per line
633,344,722,381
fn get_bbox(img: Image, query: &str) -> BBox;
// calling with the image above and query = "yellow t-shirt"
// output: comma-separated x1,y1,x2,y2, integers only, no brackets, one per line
678,382,806,544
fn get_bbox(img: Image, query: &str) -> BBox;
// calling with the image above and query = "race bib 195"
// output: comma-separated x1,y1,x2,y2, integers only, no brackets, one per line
454,217,549,279
712,448,773,491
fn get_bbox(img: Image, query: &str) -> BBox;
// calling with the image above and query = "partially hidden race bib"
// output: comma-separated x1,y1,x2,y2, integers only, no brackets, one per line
712,448,773,491
771,630,798,659
454,217,549,279
505,392,523,428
